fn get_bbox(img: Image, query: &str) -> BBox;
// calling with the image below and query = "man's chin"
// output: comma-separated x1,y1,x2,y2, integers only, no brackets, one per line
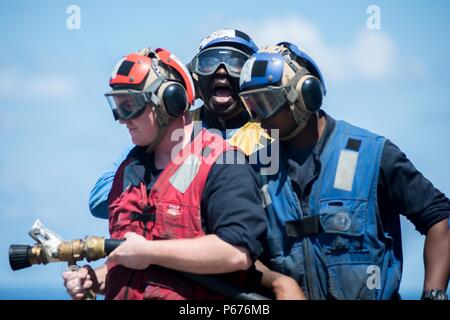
209,96,238,115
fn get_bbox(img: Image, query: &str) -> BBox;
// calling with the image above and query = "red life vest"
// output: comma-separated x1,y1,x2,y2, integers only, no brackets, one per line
105,128,241,300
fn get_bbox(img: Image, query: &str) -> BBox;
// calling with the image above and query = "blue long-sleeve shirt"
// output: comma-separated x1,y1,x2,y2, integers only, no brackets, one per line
88,146,133,219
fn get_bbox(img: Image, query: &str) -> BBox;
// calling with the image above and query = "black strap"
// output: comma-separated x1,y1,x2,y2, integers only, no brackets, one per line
285,215,321,238
130,210,155,223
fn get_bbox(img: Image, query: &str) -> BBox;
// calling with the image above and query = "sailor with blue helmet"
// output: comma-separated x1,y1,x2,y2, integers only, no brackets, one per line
188,28,271,152
239,43,450,300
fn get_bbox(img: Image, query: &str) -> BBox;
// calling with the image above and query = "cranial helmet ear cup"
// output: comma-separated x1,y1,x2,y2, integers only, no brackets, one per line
294,75,323,113
158,81,188,118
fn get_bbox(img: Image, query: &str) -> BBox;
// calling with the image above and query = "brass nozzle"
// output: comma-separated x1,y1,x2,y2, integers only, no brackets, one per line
83,236,107,261
29,245,43,266
57,236,107,263
10,236,111,271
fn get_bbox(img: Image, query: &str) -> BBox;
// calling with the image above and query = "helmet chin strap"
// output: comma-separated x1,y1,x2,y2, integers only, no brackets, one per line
280,104,311,141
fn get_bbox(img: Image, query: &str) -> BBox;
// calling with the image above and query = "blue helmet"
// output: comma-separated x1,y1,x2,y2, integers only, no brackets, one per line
239,44,325,121
277,42,326,95
197,28,258,55
189,29,258,79
189,28,259,112
239,51,286,91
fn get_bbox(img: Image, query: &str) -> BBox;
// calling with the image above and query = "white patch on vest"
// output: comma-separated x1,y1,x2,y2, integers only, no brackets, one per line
333,149,359,192
261,184,272,208
166,204,182,217
169,154,201,193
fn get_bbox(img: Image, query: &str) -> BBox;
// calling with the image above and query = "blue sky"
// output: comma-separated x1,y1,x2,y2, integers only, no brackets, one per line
0,0,449,299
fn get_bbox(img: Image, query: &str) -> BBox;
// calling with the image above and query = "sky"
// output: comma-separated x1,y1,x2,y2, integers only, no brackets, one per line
0,0,449,299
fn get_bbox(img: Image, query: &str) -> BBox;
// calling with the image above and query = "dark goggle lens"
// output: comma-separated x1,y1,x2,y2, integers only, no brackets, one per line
240,89,288,120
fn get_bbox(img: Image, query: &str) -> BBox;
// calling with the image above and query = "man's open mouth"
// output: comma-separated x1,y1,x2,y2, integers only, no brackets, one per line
213,85,232,98
212,79,234,104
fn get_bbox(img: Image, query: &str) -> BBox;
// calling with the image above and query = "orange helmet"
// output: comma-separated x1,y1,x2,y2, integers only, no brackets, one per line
105,48,195,126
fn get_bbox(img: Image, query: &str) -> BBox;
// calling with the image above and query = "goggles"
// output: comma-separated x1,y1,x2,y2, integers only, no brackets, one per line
239,87,291,120
190,46,250,78
105,76,165,121
105,90,152,121
239,70,305,120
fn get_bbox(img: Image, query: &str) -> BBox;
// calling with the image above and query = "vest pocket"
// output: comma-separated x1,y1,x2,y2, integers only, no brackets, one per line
327,263,377,300
317,198,368,253
151,201,203,239
317,199,378,299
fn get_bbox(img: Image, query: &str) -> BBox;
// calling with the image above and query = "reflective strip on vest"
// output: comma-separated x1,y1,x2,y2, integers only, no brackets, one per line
168,153,202,193
333,149,359,192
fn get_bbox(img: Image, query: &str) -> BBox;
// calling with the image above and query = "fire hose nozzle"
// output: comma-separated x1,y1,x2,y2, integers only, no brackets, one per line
9,245,32,271
9,244,43,271
9,237,124,271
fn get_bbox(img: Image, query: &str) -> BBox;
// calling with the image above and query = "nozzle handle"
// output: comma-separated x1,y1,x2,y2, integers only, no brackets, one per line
104,239,124,255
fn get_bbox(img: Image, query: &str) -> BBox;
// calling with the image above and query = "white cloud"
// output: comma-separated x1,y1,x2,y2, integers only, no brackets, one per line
350,29,397,80
0,68,76,101
238,16,424,84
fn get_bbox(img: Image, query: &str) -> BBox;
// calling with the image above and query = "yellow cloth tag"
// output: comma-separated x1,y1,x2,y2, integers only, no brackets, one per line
228,122,272,156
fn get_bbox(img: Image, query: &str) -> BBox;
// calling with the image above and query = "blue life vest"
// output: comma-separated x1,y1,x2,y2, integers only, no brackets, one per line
260,120,402,300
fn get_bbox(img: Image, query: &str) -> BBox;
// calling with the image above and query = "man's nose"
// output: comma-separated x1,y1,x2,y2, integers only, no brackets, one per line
118,118,128,125
215,64,228,76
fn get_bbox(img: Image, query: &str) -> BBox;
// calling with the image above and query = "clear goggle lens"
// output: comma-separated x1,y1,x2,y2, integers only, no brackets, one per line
105,90,150,121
